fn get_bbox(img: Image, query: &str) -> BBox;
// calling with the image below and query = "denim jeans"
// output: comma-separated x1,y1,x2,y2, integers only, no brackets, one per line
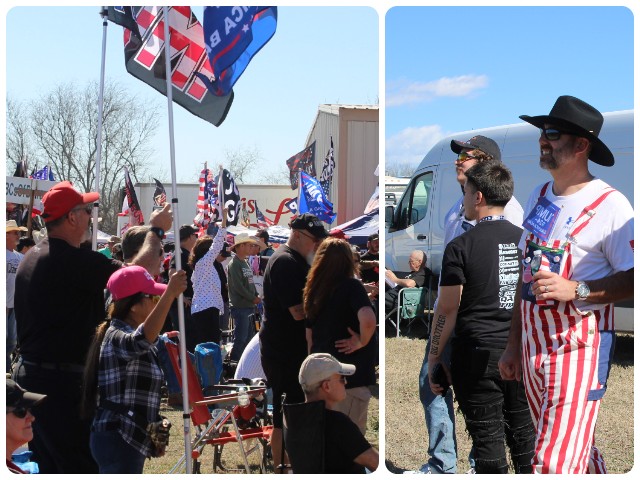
230,307,255,361
451,343,535,474
90,429,146,474
418,341,458,473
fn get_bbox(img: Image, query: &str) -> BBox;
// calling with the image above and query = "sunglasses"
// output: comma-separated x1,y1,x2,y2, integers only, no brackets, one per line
73,205,93,215
7,406,31,418
455,152,478,164
539,128,571,141
143,294,161,305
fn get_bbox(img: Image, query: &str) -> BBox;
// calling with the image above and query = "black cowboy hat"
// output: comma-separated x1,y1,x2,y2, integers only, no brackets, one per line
519,95,614,167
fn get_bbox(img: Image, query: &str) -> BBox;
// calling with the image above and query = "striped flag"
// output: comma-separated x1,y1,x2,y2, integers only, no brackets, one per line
255,202,274,228
124,167,144,225
194,168,214,231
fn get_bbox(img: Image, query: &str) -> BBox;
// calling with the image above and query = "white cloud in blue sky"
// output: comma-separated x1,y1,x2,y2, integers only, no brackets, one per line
386,124,446,168
386,74,489,107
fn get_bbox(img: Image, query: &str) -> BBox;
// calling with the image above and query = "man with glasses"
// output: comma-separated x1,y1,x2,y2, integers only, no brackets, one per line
384,250,429,315
12,181,173,473
259,213,328,471
412,135,523,474
499,96,634,474
297,353,379,473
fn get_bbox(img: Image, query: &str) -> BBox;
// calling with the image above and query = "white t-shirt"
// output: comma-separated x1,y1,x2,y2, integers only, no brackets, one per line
443,195,524,246
519,178,634,311
6,249,24,308
233,333,265,380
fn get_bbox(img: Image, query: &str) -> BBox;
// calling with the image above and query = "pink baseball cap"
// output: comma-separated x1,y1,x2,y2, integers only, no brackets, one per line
107,265,167,301
41,181,100,223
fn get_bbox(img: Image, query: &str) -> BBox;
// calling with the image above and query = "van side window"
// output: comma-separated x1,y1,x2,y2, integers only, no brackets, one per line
393,172,433,230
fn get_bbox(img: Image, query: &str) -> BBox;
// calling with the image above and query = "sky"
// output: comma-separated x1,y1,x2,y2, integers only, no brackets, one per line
385,6,635,171
4,5,379,184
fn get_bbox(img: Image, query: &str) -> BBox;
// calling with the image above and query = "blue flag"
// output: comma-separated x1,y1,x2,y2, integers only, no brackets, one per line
30,166,55,181
202,6,277,96
298,171,336,224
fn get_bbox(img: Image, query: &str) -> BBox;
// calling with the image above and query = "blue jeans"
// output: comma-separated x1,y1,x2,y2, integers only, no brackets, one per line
418,341,458,473
90,429,146,474
230,307,255,361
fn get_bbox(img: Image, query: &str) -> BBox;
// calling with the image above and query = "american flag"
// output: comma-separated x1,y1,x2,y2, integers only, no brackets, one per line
194,168,215,231
255,202,274,228
124,167,144,225
319,136,335,200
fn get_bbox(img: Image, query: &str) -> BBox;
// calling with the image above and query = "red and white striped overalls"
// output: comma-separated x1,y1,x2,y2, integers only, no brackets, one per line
520,182,617,474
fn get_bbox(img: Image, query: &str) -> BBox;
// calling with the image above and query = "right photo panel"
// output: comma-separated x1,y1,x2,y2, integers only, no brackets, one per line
384,6,633,475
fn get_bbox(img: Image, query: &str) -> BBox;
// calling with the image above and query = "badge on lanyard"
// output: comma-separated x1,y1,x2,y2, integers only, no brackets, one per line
522,196,561,242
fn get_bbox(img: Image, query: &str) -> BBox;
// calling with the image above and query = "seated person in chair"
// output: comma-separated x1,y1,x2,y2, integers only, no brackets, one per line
298,353,379,473
384,250,430,314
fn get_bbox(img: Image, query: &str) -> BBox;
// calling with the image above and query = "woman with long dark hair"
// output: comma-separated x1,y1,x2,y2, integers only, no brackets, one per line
82,266,186,474
303,237,377,434
188,211,227,349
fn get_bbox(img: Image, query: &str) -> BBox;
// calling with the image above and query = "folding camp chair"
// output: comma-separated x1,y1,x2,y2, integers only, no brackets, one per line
282,400,326,474
161,332,273,474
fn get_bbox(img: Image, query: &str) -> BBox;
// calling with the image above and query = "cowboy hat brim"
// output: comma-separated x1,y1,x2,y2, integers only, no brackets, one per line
519,114,615,167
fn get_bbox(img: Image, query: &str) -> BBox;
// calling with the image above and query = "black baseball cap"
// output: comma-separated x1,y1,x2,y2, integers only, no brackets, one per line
7,379,47,410
450,135,501,162
179,224,198,241
290,213,329,239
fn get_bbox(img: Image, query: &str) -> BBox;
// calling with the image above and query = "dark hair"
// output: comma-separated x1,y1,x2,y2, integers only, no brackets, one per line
188,235,213,269
16,237,35,252
303,238,358,322
464,161,513,207
256,228,269,243
80,293,144,419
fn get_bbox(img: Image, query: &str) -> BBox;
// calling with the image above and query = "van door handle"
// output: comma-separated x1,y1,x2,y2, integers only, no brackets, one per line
417,234,427,240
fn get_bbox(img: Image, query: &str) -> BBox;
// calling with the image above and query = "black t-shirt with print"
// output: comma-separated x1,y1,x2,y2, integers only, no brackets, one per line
440,220,523,348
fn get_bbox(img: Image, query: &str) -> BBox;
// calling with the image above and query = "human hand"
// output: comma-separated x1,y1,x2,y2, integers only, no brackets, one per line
428,360,451,396
498,342,522,381
335,327,363,354
532,270,577,302
166,270,187,298
150,203,172,231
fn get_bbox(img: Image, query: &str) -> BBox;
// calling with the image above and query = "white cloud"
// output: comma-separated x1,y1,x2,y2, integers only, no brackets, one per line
385,124,447,172
386,74,489,107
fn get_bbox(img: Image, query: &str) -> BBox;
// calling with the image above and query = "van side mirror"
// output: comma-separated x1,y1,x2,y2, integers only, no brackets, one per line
385,204,394,227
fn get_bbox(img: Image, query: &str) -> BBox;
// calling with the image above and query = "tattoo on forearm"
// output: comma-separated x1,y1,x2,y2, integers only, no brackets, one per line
430,314,446,356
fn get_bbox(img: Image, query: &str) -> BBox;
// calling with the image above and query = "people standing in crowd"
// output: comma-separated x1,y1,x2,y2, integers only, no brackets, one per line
384,250,430,315
256,228,275,257
16,237,35,255
188,213,227,350
6,220,27,372
168,225,197,336
98,235,121,259
260,213,328,471
304,238,377,434
6,379,47,474
228,233,262,361
499,96,634,474
428,161,534,474
297,353,379,473
415,135,523,474
12,181,171,473
83,265,187,474
215,243,232,337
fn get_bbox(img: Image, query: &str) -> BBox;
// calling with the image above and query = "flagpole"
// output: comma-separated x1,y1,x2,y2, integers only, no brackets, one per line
218,165,225,221
162,7,192,474
297,170,302,216
92,7,108,251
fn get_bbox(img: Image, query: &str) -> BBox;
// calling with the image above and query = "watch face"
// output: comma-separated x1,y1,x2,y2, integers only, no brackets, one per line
577,283,590,298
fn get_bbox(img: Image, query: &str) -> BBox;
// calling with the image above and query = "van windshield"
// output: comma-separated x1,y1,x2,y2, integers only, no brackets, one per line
391,172,433,231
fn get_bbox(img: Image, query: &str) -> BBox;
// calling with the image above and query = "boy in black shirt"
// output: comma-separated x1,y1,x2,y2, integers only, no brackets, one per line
427,161,535,474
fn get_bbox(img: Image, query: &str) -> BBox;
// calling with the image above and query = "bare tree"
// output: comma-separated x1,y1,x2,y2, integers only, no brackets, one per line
6,98,40,171
385,161,417,178
223,145,263,183
22,80,160,233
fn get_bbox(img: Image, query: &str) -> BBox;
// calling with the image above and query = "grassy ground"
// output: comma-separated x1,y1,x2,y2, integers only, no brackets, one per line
143,377,379,474
385,328,634,474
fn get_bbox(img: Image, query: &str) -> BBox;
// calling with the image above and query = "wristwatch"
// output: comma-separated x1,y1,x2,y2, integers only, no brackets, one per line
575,281,590,301
150,227,165,240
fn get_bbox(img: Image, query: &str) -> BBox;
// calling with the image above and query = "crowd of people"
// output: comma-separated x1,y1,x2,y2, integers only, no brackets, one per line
6,177,380,473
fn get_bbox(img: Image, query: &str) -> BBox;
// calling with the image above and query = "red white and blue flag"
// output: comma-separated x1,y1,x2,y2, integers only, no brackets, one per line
123,167,144,226
255,202,274,228
202,6,278,96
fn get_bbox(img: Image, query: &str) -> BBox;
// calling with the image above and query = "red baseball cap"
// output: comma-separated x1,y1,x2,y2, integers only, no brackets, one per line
41,181,100,223
107,265,167,301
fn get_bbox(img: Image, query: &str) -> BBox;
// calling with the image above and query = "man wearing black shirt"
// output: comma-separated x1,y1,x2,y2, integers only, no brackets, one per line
384,250,429,314
259,213,328,471
359,232,379,284
13,181,171,474
297,353,378,473
427,162,534,474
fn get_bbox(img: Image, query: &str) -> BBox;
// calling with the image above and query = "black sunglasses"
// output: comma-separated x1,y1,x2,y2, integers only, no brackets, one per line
7,406,31,418
539,128,572,141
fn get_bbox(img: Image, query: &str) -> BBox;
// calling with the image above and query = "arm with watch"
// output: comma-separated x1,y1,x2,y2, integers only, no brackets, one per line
531,267,634,304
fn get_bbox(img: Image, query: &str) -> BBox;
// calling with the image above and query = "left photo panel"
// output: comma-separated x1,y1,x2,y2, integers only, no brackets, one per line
5,6,380,475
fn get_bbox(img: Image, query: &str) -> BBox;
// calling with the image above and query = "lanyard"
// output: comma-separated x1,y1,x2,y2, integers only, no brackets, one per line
478,215,505,223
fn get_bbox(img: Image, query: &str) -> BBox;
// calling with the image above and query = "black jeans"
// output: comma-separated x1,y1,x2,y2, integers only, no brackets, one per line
451,343,535,474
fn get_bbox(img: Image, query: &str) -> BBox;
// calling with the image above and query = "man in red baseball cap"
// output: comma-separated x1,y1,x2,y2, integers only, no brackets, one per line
12,180,173,474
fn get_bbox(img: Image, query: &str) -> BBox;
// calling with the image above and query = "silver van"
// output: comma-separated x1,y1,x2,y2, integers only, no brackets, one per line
385,110,633,331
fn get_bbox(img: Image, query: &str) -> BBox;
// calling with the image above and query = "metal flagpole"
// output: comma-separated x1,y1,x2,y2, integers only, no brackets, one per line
93,7,109,251
218,165,225,221
162,7,192,474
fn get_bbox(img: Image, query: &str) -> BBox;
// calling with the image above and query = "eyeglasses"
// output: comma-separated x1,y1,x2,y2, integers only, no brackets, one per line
539,128,570,141
72,205,93,215
455,152,478,164
7,407,31,418
143,294,161,305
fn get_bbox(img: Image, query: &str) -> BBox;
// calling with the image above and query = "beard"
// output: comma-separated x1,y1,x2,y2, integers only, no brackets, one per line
540,137,575,170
